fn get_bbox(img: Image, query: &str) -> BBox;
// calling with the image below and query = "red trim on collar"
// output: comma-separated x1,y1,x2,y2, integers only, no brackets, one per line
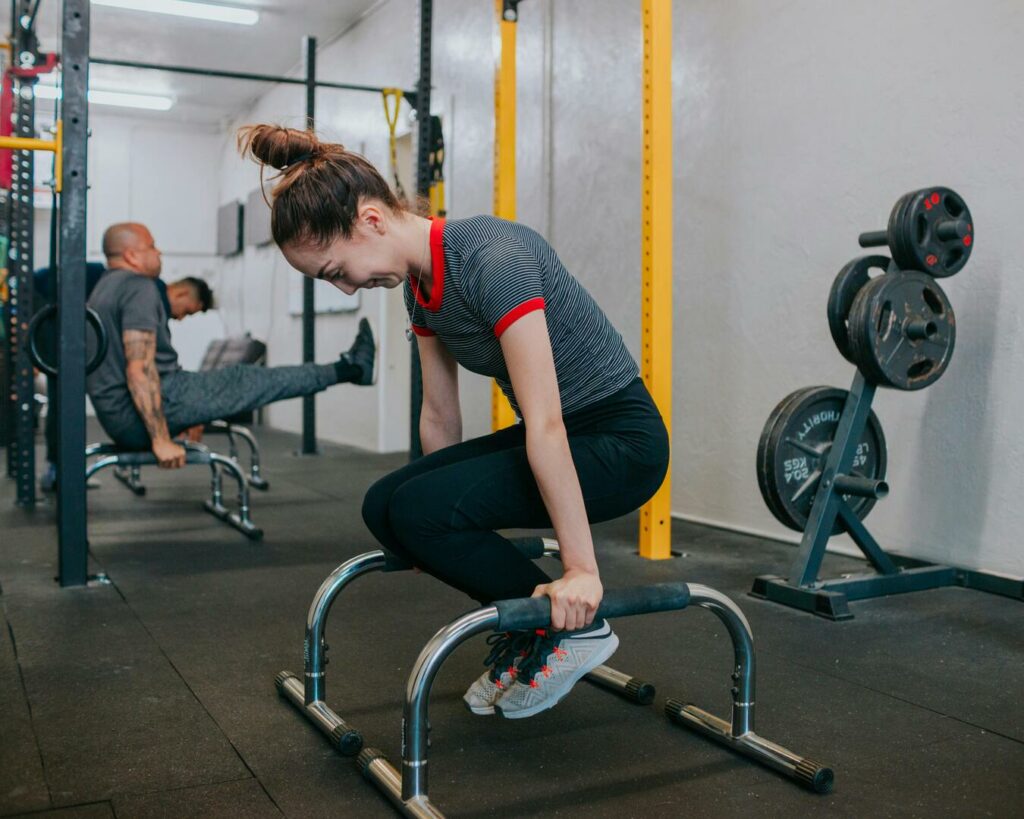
411,324,436,337
494,297,546,338
413,217,446,312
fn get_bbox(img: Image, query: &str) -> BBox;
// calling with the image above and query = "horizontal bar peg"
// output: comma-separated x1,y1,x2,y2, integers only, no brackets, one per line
833,474,889,499
858,229,889,248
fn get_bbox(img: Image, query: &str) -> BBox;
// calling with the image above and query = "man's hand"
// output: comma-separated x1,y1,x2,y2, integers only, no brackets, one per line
532,568,604,632
183,424,204,443
152,438,186,469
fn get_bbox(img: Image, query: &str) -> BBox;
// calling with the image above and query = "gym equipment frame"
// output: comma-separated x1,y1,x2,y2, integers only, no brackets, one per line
86,440,262,539
276,538,833,817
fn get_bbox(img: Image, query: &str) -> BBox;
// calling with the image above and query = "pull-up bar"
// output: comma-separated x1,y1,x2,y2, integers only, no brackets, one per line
89,56,416,99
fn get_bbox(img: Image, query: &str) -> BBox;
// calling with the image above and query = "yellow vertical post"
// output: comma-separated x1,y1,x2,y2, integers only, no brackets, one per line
492,0,518,431
639,0,673,559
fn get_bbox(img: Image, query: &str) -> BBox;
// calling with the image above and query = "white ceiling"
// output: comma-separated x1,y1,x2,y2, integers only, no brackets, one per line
29,0,384,125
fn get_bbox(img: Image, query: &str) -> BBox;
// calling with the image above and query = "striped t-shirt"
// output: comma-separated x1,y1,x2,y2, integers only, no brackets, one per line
404,215,638,416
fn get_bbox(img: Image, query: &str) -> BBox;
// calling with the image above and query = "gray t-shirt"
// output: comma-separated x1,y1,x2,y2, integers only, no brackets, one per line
87,269,180,438
405,216,639,416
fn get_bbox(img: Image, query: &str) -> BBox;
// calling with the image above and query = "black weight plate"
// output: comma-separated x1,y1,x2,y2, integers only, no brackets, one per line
886,191,915,267
890,187,974,278
849,271,956,390
757,387,820,525
846,273,888,383
827,255,892,363
763,387,888,533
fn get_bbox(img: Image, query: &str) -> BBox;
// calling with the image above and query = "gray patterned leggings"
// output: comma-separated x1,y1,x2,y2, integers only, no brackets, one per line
104,362,338,449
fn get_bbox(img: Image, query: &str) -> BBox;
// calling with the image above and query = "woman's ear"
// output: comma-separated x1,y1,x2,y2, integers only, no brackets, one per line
358,202,386,235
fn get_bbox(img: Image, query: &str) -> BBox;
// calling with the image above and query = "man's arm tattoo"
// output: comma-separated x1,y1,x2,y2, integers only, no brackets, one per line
123,329,172,442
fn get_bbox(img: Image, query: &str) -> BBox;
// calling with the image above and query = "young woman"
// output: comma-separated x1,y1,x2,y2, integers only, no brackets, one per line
239,125,669,720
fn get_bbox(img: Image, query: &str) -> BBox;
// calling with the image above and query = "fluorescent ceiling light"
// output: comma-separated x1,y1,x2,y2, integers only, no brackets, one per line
92,0,259,26
35,84,174,111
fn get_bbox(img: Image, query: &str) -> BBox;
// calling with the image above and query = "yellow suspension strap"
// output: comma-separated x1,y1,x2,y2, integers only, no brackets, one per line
491,0,519,431
428,114,446,217
381,87,407,201
638,0,674,560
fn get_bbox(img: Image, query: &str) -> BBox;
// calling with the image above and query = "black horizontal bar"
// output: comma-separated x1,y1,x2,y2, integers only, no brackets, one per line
495,583,691,631
89,56,413,96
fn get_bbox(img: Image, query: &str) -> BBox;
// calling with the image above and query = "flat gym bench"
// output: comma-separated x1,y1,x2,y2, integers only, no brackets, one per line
275,538,833,817
86,440,263,540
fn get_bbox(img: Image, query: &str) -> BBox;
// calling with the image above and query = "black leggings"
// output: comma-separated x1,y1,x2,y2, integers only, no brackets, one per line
362,379,669,604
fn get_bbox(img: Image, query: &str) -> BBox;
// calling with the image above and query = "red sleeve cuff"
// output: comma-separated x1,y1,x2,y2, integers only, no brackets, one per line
411,324,436,337
494,297,545,338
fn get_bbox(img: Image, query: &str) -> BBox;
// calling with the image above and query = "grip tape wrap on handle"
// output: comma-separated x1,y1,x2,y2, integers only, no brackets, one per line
495,582,691,631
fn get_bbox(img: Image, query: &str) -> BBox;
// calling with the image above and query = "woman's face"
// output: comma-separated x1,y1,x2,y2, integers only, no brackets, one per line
283,206,407,296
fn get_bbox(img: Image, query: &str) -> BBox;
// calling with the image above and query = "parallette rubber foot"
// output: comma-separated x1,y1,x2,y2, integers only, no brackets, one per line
331,721,364,756
797,758,835,794
274,670,296,695
626,677,656,705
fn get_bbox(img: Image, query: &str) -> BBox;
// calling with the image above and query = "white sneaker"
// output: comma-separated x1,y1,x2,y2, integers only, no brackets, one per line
463,631,534,716
495,622,619,720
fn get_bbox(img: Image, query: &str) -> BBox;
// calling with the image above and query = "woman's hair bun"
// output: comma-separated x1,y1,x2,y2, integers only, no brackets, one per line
237,124,320,171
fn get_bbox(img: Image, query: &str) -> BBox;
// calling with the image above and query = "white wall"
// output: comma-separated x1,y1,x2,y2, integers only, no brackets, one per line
30,114,226,368
210,0,1022,577
670,0,1024,577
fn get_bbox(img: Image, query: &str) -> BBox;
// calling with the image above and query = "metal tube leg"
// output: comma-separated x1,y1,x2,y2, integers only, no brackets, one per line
225,427,239,461
664,584,833,793
208,453,262,540
401,608,500,804
206,462,226,515
230,424,268,490
274,551,389,756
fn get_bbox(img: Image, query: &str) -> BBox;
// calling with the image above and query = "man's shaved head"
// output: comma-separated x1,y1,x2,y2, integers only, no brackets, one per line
102,222,149,258
102,222,162,278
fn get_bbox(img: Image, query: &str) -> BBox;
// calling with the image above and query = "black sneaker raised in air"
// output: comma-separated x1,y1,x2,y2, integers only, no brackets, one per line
338,317,376,385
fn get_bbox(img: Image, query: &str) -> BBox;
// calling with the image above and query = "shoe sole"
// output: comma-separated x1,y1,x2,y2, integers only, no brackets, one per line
496,633,620,720
463,700,496,716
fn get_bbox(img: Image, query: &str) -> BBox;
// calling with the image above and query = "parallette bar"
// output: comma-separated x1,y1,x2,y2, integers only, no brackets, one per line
359,749,446,819
495,582,691,631
275,671,363,756
665,700,834,794
585,664,656,705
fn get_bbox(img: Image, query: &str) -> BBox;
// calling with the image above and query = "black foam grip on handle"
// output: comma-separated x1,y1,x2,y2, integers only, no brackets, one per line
381,536,547,573
495,582,691,632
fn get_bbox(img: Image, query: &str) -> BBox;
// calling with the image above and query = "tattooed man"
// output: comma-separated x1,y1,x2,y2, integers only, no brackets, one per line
87,223,375,469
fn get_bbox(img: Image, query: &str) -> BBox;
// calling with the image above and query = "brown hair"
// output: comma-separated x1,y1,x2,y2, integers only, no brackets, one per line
237,123,405,249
